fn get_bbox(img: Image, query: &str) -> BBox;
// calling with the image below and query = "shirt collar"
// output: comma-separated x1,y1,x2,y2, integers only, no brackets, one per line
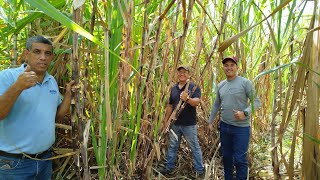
43,72,51,83
175,82,187,90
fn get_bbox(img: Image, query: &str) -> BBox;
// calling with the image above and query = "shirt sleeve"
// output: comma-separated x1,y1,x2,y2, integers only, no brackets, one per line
208,84,221,124
58,94,62,105
55,81,62,106
244,80,261,115
191,85,201,98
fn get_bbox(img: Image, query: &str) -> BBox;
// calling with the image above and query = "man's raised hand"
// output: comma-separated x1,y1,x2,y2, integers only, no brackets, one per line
16,65,38,90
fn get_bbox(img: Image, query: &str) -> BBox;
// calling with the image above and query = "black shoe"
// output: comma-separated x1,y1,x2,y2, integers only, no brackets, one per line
158,166,173,176
188,171,205,180
195,170,205,179
196,172,205,179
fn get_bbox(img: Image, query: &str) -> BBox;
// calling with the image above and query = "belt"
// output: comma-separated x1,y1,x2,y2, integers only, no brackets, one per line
0,149,51,159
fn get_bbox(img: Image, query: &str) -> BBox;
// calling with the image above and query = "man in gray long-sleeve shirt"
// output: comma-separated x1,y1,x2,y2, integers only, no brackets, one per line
208,56,260,180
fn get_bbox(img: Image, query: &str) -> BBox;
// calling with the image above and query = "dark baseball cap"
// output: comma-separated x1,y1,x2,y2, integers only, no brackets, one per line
222,57,238,65
177,65,190,71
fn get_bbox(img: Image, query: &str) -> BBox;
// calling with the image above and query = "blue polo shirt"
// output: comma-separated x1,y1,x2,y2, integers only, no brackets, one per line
169,82,201,126
0,64,61,154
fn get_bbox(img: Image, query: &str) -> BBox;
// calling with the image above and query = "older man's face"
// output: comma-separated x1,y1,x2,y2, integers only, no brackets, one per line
24,42,54,76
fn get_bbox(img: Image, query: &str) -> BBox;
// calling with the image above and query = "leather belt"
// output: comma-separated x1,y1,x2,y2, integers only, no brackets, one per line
0,149,51,159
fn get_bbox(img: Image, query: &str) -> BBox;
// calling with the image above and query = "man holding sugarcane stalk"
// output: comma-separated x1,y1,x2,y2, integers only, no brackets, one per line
160,65,204,178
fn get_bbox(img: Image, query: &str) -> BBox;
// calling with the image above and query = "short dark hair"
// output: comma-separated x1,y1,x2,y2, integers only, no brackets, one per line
26,36,53,52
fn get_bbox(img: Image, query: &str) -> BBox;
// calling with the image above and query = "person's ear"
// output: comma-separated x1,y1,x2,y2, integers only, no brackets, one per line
21,49,29,63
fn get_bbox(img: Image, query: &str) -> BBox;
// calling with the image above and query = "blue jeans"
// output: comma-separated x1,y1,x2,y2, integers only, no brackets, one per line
220,121,250,180
0,152,52,180
166,124,204,173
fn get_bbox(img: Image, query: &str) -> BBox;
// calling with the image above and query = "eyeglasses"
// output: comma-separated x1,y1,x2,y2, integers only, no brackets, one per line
178,71,188,74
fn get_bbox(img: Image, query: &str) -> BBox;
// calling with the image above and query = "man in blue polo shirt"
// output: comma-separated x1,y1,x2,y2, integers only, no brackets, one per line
208,57,260,180
160,65,204,178
0,36,73,179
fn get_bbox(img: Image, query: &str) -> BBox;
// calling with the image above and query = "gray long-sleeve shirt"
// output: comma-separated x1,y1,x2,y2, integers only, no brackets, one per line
208,76,260,127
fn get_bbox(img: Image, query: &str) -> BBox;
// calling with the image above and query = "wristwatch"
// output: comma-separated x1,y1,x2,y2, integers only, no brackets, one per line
243,111,249,117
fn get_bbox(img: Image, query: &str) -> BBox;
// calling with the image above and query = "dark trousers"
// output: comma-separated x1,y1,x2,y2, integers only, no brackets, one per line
220,121,250,180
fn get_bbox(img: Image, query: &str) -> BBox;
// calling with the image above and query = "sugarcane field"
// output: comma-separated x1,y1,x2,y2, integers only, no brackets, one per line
0,0,319,180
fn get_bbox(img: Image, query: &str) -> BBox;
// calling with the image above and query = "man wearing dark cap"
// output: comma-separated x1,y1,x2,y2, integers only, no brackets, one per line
208,57,260,180
160,65,204,178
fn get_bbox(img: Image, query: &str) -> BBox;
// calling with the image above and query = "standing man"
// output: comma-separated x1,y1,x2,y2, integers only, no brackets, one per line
0,36,73,179
208,57,260,180
160,65,204,178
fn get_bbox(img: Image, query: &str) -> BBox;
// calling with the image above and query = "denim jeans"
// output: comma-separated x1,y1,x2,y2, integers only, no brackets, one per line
165,124,204,173
0,151,52,180
220,121,250,180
